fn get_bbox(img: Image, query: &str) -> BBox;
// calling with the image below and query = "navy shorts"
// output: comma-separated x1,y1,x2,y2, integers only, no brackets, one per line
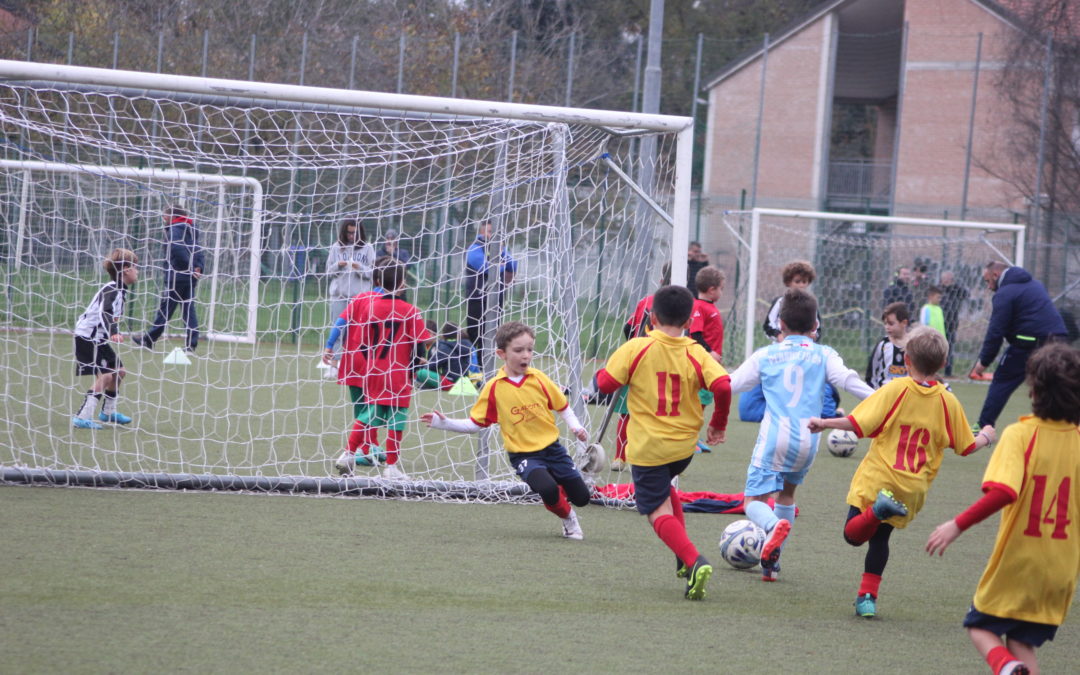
963,606,1058,647
74,336,121,376
631,455,693,515
507,441,580,484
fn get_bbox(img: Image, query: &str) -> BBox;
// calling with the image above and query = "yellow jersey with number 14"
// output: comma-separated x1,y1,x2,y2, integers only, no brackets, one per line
602,330,728,467
973,416,1080,626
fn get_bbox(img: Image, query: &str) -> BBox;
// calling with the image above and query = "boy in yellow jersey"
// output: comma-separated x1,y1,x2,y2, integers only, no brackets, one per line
421,322,591,540
595,285,732,600
927,343,1080,675
809,326,995,619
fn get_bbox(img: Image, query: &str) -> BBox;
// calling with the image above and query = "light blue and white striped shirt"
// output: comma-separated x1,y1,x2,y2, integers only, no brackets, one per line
730,335,873,472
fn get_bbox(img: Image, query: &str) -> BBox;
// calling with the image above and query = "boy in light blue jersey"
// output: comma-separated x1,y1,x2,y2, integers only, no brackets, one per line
729,288,874,581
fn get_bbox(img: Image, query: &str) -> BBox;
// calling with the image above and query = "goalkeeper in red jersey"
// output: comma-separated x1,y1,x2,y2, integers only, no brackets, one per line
422,321,591,540
336,259,432,481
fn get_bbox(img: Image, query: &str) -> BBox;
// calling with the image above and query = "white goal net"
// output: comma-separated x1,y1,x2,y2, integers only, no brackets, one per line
0,61,692,502
716,208,1025,374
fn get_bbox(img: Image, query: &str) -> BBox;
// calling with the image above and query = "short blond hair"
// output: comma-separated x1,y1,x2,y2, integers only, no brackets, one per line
904,326,948,376
103,248,138,281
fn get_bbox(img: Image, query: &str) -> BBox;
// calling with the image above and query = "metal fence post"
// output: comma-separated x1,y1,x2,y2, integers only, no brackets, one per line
1032,33,1053,279
507,30,517,102
960,33,982,220
201,29,209,77
248,34,256,81
397,32,406,93
348,35,358,89
565,32,575,107
750,33,770,209
451,32,460,98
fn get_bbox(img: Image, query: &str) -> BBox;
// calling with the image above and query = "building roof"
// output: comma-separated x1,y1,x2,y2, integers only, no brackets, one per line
702,0,1027,91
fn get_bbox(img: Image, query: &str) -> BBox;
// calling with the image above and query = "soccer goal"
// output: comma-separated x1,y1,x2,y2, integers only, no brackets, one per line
717,208,1026,371
0,60,693,502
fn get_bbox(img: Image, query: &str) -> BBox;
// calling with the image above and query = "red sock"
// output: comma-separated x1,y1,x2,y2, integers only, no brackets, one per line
986,646,1017,674
544,487,571,519
653,514,699,568
844,508,881,544
347,421,368,454
385,429,402,465
615,414,629,461
858,572,882,599
669,487,685,526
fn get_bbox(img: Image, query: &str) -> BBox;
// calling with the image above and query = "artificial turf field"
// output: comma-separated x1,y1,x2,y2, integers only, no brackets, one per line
2,380,1078,674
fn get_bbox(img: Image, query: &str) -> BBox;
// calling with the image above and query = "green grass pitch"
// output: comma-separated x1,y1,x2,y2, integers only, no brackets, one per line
2,378,1078,673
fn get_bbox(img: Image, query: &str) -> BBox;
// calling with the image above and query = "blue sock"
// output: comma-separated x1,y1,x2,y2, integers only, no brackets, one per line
746,500,779,533
773,503,797,556
773,502,796,524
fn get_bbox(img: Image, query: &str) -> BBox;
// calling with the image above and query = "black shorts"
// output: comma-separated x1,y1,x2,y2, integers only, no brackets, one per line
963,606,1058,647
631,455,693,515
74,336,121,376
508,441,579,484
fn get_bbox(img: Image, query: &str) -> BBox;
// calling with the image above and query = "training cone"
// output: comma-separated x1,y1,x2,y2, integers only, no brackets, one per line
163,347,191,365
448,376,479,396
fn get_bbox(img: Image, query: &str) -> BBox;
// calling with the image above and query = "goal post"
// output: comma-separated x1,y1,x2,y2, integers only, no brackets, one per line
718,207,1026,369
0,59,692,503
2,159,264,344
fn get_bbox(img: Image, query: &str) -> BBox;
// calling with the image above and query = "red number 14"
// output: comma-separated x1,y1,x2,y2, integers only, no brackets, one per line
1023,475,1071,540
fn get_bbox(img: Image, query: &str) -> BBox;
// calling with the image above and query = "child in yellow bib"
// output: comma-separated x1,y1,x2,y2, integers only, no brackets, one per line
422,321,590,540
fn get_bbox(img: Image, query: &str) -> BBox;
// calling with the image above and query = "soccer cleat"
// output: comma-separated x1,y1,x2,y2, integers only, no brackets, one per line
183,347,197,357
561,509,584,540
675,556,688,579
609,458,627,472
334,451,355,476
133,334,154,351
684,555,713,600
871,489,909,520
998,661,1030,675
381,463,408,481
761,561,780,582
98,412,133,425
855,593,876,619
72,416,103,430
760,519,791,567
355,445,386,467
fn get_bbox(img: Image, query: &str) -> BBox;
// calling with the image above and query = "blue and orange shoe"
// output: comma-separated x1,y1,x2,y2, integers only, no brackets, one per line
73,416,103,430
760,519,791,567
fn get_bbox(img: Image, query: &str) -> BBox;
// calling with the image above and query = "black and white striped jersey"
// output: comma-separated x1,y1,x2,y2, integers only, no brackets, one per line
74,281,127,344
865,337,907,390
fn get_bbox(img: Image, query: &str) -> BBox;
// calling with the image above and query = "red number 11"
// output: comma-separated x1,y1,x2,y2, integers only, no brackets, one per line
656,372,681,417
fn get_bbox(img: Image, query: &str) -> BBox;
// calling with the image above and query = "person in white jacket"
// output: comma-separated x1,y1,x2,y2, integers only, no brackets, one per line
326,219,376,340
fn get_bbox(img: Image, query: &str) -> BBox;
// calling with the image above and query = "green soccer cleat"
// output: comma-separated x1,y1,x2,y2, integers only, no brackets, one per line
871,489,909,520
675,556,688,579
684,555,713,600
356,445,386,467
855,593,876,618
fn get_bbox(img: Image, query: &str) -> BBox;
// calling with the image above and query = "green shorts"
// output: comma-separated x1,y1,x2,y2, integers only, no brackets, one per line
356,403,409,431
613,386,629,415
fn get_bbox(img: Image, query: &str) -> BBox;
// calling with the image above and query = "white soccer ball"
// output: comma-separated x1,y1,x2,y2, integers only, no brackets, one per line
719,519,765,569
826,429,860,457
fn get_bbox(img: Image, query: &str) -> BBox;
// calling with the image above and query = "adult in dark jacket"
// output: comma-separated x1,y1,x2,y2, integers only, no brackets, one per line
938,270,970,376
464,221,517,346
972,261,1067,427
882,266,915,317
135,206,205,354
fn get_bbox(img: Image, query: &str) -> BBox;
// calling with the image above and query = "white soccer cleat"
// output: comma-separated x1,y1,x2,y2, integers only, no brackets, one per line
334,450,355,476
381,463,408,481
561,509,584,540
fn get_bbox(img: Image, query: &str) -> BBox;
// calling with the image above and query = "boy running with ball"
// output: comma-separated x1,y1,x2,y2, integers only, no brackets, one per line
927,343,1080,675
423,321,591,540
595,285,731,600
730,288,873,582
810,326,994,619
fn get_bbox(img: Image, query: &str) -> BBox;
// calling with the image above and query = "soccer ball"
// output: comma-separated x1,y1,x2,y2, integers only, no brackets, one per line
826,429,859,457
719,519,765,569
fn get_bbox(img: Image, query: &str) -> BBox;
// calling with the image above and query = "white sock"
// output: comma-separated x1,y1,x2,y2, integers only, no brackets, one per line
76,391,101,419
101,390,117,415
